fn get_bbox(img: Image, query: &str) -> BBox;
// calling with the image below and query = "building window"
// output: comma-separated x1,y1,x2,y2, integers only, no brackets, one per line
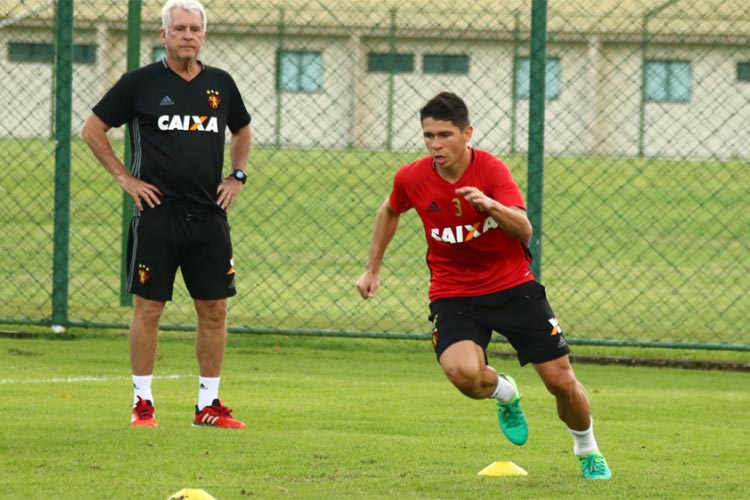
737,62,750,82
73,44,96,64
645,60,691,102
8,42,97,64
9,42,54,63
367,52,414,73
515,57,561,99
152,47,166,62
423,54,470,75
277,50,323,92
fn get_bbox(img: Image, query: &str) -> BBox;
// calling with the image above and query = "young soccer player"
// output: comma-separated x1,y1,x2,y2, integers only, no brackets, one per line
356,92,611,479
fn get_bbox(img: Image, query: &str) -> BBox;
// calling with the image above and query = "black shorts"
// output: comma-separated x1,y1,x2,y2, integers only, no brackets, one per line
428,280,570,366
126,203,236,301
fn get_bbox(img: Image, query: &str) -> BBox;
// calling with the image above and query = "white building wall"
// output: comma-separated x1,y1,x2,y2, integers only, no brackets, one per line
3,20,750,160
591,45,644,158
643,45,750,160
0,27,54,138
355,38,521,153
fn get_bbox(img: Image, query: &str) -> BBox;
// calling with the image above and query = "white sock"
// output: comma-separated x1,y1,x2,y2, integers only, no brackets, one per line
198,376,220,410
490,374,516,403
569,418,599,455
132,374,153,405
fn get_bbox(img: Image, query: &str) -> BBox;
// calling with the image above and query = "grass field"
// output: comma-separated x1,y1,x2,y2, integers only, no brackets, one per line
1,137,749,350
1,332,749,499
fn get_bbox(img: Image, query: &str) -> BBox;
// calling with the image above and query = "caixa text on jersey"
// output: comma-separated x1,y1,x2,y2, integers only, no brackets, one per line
158,115,219,133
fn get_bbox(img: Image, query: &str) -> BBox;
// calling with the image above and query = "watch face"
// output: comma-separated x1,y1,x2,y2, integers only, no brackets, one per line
233,170,246,180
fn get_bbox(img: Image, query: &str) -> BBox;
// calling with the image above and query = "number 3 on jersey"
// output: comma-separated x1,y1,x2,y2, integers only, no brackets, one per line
452,197,462,217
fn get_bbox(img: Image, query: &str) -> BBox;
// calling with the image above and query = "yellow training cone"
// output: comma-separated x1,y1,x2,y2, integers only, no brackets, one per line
478,461,528,476
167,488,217,500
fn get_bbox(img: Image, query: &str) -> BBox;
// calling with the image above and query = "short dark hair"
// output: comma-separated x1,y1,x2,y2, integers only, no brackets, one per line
419,92,470,129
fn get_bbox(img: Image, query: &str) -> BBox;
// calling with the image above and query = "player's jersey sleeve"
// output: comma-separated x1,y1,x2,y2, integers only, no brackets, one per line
91,72,138,128
388,165,414,214
222,72,251,133
485,154,525,209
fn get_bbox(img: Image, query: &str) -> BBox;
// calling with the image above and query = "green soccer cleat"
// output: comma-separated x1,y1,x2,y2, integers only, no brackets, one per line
578,451,612,480
495,374,528,446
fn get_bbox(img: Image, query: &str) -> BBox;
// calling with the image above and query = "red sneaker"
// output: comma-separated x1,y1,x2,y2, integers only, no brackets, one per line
193,398,245,429
131,397,158,427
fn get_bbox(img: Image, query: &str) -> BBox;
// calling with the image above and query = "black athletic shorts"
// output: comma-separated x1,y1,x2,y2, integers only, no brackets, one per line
428,280,570,366
126,203,236,301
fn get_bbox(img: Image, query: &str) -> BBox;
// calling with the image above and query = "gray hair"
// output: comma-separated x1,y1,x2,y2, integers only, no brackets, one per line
162,0,207,33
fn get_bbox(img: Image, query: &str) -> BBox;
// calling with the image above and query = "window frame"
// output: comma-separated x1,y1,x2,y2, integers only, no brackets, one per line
737,61,750,82
8,42,55,63
514,56,561,100
644,59,692,103
8,41,96,64
276,49,324,93
152,46,167,62
422,54,470,75
366,52,414,74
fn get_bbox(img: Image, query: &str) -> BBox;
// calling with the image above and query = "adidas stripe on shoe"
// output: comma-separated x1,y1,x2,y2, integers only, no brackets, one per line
193,398,245,429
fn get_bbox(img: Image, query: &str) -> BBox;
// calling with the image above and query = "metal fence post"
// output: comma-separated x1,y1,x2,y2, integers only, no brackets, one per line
510,10,521,154
527,0,547,280
386,7,397,151
274,7,285,148
639,0,681,157
51,0,74,331
119,0,142,307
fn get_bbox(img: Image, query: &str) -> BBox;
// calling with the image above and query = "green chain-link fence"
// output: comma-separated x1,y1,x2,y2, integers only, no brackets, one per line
1,0,749,350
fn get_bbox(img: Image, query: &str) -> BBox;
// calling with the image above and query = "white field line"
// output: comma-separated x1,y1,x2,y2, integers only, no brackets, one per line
0,374,191,384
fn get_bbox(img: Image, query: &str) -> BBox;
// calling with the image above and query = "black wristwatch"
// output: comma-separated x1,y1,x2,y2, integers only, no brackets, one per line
228,169,247,184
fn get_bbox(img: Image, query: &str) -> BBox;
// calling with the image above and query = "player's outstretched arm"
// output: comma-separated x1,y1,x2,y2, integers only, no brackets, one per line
356,199,400,299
